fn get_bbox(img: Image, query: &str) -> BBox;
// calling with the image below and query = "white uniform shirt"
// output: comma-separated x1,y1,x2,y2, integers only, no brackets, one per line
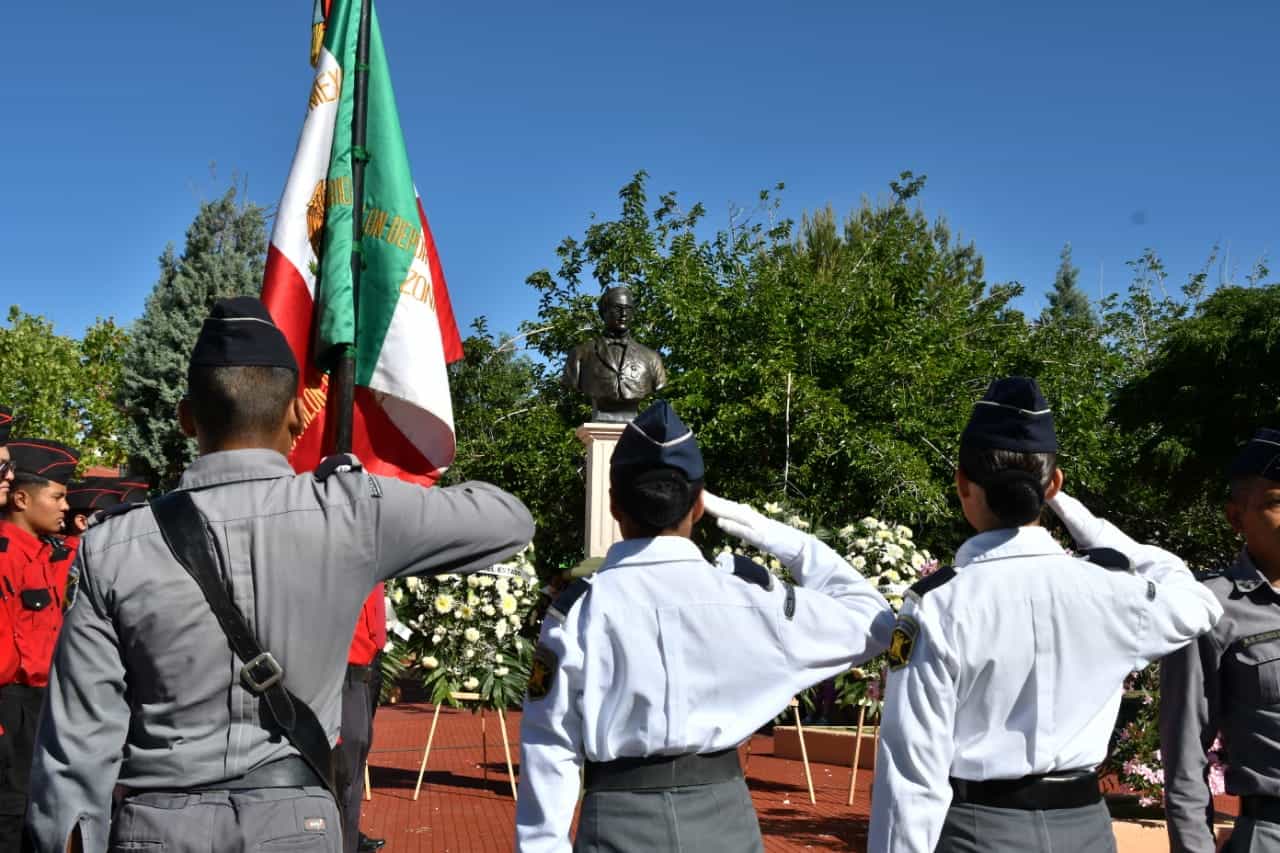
868,495,1224,853
516,534,895,852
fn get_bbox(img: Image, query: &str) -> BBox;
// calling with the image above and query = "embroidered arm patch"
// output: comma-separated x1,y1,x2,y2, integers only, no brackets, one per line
527,643,558,700
887,615,919,670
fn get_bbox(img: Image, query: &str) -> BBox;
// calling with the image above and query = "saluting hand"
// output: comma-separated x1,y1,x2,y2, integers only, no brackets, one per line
702,491,807,565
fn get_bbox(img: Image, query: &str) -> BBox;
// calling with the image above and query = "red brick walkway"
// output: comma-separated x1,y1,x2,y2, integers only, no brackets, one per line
357,703,871,852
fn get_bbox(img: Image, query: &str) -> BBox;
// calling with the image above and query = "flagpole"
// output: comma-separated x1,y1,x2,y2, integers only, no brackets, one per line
333,0,372,455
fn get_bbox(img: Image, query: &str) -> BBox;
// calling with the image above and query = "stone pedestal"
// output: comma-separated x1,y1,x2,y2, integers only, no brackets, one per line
575,422,625,558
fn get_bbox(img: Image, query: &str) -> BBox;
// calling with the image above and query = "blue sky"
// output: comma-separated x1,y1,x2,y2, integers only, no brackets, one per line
3,0,1276,345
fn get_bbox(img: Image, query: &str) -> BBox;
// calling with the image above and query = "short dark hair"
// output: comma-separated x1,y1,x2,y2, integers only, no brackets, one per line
187,365,298,445
612,466,702,536
958,446,1057,528
1230,474,1276,505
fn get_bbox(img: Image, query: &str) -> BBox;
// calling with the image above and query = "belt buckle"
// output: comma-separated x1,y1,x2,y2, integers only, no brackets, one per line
241,652,285,694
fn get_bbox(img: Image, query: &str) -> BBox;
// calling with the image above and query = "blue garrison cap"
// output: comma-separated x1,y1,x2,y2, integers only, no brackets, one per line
610,400,705,481
1230,428,1280,483
960,377,1058,453
189,296,298,377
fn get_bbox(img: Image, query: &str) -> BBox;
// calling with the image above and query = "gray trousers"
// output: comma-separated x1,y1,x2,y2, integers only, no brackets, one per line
108,787,341,853
1225,816,1280,851
338,669,375,853
936,800,1117,853
573,776,764,853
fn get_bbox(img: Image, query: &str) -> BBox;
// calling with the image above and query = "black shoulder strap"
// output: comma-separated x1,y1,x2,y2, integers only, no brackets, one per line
149,491,336,796
1078,546,1131,572
907,566,957,600
548,578,592,622
731,555,774,591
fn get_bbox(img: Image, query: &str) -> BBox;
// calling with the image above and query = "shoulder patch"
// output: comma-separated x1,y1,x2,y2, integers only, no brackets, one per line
1079,547,1131,572
888,615,920,670
731,555,774,591
526,643,558,700
907,566,956,601
315,453,363,480
547,578,592,623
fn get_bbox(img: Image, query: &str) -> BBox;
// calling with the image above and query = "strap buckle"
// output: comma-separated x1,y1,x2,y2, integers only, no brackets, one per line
241,652,285,694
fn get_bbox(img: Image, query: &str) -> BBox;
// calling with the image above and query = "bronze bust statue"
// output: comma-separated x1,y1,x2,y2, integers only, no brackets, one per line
563,286,667,423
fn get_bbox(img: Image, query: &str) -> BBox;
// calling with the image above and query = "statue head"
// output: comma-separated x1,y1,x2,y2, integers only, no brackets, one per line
598,287,634,337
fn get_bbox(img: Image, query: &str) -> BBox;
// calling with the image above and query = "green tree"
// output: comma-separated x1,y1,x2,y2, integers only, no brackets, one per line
0,308,130,469
119,187,267,487
1042,243,1095,325
442,320,582,577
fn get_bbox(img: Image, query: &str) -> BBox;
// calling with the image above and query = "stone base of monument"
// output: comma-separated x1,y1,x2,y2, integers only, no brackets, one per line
575,422,625,558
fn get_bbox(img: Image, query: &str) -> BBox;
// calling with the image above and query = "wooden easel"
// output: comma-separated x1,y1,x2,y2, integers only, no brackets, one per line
412,692,518,801
741,697,816,805
846,704,881,805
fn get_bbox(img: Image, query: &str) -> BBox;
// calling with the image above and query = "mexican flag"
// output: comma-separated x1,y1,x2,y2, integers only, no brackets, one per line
262,0,463,483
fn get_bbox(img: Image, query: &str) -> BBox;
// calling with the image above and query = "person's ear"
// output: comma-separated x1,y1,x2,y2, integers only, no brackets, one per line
10,487,29,512
954,467,971,499
178,397,198,439
608,488,620,522
690,489,705,525
1226,499,1246,535
287,396,306,440
1044,467,1065,502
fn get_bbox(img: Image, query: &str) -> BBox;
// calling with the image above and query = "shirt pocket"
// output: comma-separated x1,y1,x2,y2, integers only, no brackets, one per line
1230,637,1280,706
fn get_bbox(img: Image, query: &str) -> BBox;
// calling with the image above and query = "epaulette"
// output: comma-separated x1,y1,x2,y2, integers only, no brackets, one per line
730,555,774,591
1193,567,1226,583
547,578,592,623
906,566,957,602
1078,547,1131,572
315,453,363,480
88,500,147,528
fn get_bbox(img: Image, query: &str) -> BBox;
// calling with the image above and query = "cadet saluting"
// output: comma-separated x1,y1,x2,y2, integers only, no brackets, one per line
868,377,1223,853
515,400,895,852
25,297,534,853
1161,428,1280,852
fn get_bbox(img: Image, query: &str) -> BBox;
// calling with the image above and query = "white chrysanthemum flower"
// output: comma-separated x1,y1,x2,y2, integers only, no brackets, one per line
851,555,867,570
391,588,405,605
854,537,871,550
885,543,904,561
838,524,856,537
405,576,421,591
896,525,913,539
881,569,901,584
464,627,481,643
495,620,509,639
860,516,878,527
514,637,523,650
467,592,480,607
494,652,504,663
434,594,454,614
875,529,892,541
495,666,509,677
464,677,479,690
500,595,518,615
496,578,510,595
467,575,481,588
482,605,496,617
479,576,495,588
423,655,439,669
459,604,475,620
437,574,459,584
508,614,521,627
464,649,475,660
911,552,926,569
430,634,442,645
764,502,783,515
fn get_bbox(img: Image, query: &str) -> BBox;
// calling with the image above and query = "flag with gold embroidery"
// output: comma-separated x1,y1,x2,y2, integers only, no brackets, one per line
262,0,463,483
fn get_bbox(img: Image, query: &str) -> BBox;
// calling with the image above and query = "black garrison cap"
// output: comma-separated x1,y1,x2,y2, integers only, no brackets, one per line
188,296,298,376
611,400,705,482
66,477,139,513
1230,428,1280,483
8,439,80,485
960,377,1058,454
0,407,11,444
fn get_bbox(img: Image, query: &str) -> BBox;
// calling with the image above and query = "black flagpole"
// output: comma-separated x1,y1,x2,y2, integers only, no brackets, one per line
333,0,372,455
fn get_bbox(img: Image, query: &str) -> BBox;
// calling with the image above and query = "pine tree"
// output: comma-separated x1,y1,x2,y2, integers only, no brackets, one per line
1043,242,1095,325
119,187,267,487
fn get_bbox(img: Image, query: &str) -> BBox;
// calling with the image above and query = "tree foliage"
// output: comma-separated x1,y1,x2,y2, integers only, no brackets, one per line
1042,242,1095,326
118,187,267,488
0,308,130,469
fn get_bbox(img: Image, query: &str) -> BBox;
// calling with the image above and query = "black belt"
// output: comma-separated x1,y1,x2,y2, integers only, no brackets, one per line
949,771,1101,811
130,756,325,795
584,748,742,792
346,664,374,684
1242,796,1280,824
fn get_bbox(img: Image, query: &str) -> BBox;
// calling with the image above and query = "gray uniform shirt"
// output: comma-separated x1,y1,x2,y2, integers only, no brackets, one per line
1160,550,1280,853
26,449,534,852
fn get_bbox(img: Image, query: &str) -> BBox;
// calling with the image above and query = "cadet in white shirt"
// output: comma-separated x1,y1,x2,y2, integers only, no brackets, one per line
868,377,1224,853
515,400,895,852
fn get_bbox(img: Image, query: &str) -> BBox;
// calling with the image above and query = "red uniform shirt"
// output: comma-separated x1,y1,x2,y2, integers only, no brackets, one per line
347,584,386,666
0,520,75,687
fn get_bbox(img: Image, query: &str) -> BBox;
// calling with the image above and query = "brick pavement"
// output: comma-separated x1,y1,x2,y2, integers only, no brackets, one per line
356,703,872,852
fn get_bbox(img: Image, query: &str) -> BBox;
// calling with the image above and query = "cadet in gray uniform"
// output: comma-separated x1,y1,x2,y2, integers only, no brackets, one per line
24,297,534,853
1161,428,1280,853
